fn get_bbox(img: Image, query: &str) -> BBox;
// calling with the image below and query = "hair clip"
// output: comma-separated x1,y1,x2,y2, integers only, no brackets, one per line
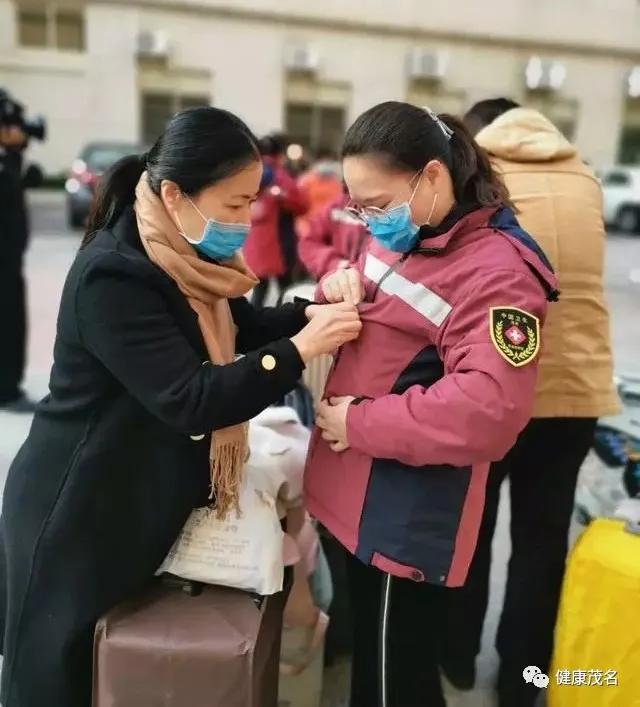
422,106,454,141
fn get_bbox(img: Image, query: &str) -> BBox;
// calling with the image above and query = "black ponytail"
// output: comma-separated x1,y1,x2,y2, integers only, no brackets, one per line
82,154,145,245
81,106,259,248
438,113,512,209
342,101,512,210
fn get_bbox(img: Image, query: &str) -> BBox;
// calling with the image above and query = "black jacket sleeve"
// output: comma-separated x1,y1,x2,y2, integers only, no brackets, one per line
229,296,309,354
76,255,304,435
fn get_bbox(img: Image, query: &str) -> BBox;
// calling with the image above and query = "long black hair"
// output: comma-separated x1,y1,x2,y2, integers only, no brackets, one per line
342,101,511,209
82,107,259,246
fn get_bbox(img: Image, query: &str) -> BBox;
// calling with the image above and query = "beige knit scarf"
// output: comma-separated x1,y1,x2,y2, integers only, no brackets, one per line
135,174,258,518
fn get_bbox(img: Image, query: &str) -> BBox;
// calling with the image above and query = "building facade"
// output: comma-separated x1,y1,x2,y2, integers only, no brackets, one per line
1,0,640,174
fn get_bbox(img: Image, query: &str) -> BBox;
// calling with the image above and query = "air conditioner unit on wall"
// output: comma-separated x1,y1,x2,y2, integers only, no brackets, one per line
136,31,170,60
628,66,640,99
525,57,566,92
284,45,319,74
407,49,449,81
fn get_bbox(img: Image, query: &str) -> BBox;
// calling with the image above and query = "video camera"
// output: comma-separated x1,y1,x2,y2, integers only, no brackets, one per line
0,89,47,142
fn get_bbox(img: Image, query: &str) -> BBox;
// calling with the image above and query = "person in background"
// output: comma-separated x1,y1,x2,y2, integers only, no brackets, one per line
297,147,343,222
0,107,361,707
244,133,308,307
0,121,34,413
297,189,369,281
304,101,557,707
441,98,619,707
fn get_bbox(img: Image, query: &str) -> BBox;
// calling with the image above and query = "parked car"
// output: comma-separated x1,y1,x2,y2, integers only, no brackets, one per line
65,142,144,228
599,166,640,233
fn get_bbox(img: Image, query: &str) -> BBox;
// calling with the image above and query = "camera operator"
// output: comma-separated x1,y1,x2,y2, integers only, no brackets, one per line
0,90,44,412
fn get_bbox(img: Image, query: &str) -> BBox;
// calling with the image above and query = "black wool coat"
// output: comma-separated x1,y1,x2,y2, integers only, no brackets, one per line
0,207,308,707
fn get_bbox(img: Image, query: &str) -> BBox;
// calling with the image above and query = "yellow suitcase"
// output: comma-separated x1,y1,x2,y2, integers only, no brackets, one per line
548,518,640,707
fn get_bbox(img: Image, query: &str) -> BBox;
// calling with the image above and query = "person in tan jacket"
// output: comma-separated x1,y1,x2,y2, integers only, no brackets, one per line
442,98,619,707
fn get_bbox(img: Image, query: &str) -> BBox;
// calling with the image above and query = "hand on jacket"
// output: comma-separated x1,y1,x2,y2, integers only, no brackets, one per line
316,396,356,452
291,304,361,363
321,267,364,306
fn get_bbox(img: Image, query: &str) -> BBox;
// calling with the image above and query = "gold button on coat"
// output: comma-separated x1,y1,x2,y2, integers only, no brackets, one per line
261,354,277,371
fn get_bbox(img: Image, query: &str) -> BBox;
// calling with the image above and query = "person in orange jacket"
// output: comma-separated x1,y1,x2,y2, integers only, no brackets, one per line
244,134,308,307
297,148,344,222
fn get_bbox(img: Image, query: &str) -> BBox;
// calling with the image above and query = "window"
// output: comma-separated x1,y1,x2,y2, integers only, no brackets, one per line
180,95,210,112
285,103,346,153
602,171,632,187
18,9,47,47
406,87,466,117
17,4,85,51
141,93,210,145
554,120,576,142
286,104,313,147
618,98,640,164
56,10,84,50
524,95,578,143
618,126,640,165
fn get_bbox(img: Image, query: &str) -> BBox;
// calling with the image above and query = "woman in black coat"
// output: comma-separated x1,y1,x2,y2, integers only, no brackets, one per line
0,107,361,707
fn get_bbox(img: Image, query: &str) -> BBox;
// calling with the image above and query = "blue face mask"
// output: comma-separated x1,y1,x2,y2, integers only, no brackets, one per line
178,196,250,261
358,172,438,254
364,202,421,253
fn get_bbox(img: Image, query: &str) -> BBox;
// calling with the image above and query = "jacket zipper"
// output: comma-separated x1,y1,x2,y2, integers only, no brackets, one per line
372,251,411,300
326,250,415,399
323,247,435,412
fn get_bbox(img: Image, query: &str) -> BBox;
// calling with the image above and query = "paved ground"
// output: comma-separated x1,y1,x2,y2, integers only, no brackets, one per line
1,192,639,706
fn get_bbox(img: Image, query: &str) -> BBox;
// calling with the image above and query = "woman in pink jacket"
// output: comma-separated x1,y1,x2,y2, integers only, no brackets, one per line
244,135,308,307
297,192,369,281
304,102,558,707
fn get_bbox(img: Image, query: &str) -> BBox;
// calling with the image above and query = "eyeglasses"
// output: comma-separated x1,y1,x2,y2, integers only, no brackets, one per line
344,203,388,224
344,169,423,224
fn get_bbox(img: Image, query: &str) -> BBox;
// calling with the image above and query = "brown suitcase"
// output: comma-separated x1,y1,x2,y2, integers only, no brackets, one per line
93,577,287,707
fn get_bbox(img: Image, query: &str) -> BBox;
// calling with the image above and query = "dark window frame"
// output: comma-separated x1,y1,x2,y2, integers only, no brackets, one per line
17,3,85,52
285,101,346,153
140,91,210,146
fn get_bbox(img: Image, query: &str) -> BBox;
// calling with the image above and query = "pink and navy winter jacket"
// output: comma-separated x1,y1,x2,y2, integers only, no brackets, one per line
304,206,557,588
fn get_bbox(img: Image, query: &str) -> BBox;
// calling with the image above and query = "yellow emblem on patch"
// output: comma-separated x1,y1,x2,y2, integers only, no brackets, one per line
490,307,540,367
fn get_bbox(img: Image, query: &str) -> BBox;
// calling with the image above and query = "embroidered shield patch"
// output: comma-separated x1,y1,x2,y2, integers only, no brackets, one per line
490,307,540,367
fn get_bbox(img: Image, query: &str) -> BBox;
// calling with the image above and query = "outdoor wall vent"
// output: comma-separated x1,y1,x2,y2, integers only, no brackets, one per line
407,49,449,81
525,57,566,92
284,45,319,74
136,31,170,59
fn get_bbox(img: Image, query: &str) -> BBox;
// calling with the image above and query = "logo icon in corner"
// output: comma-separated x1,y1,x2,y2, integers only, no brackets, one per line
523,665,549,689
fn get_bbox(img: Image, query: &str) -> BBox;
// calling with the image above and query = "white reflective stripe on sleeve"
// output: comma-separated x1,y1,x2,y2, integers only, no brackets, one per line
364,253,452,327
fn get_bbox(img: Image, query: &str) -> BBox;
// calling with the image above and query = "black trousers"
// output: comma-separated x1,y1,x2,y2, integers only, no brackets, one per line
0,256,27,403
346,551,450,707
443,417,597,706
